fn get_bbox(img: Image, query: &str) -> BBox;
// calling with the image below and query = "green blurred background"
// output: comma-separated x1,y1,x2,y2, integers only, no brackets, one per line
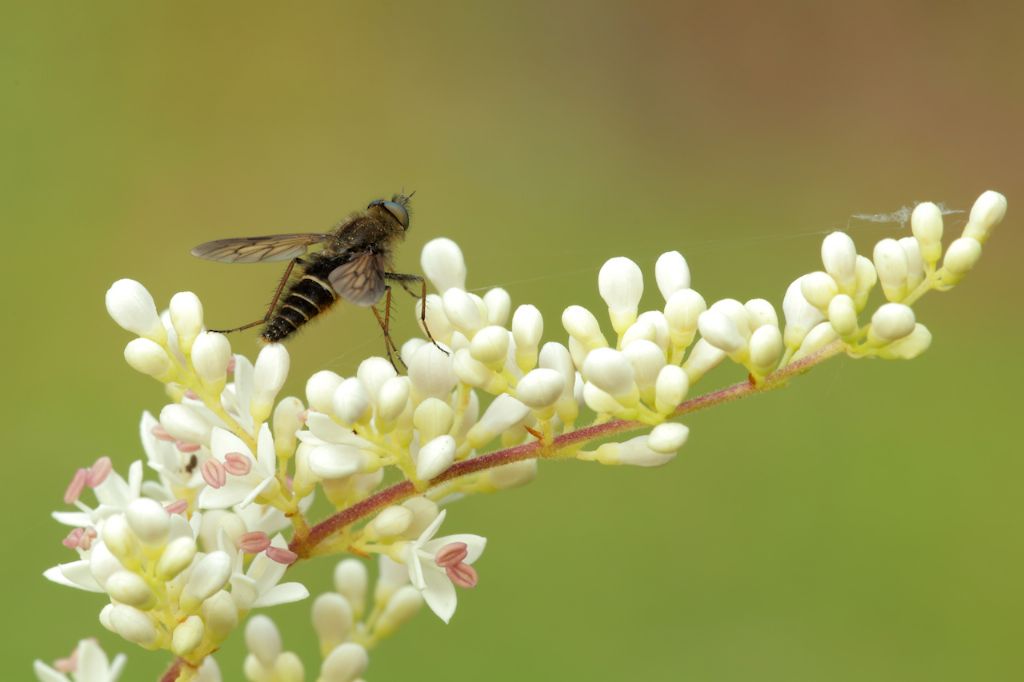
4,1,1022,679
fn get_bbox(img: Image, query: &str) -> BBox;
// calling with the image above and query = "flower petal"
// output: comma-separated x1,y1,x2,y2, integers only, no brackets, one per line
237,476,276,509
32,661,67,682
422,533,487,564
51,511,92,527
420,565,458,623
197,479,251,509
256,423,276,475
252,581,310,608
76,638,110,680
44,562,104,592
415,508,447,546
210,427,253,462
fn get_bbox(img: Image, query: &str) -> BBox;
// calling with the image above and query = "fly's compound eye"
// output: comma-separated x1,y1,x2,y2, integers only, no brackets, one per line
381,200,410,229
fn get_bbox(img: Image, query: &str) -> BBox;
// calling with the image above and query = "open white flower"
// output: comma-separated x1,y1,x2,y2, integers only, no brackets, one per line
197,425,278,510
400,510,486,623
34,639,127,682
226,534,310,610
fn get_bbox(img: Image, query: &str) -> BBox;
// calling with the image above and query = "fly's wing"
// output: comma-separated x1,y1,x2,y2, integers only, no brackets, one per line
328,250,386,306
190,233,331,263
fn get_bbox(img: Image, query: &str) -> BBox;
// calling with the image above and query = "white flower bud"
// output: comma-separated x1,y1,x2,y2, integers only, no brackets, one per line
744,299,778,330
106,570,156,609
306,371,343,413
375,585,423,638
376,377,410,422
470,325,510,367
582,382,623,413
333,559,368,618
486,459,538,490
869,303,916,343
109,604,157,645
853,255,878,311
635,311,671,351
412,398,454,443
783,276,826,349
878,323,932,360
941,237,982,284
252,344,290,423
201,590,238,639
159,404,211,444
697,309,746,354
245,615,282,668
191,332,231,383
313,592,353,653
655,250,691,299
400,338,426,367
453,349,506,393
821,231,858,292
408,342,457,400
309,444,376,479
275,653,305,682
827,294,858,337
368,506,414,538
899,237,925,290
593,435,675,467
582,348,636,396
483,287,512,326
792,321,839,361
911,202,944,265
181,551,232,610
682,338,726,383
99,604,116,633
402,497,440,538
156,536,198,580
416,435,456,480
273,396,305,457
622,339,666,400
125,498,170,546
124,338,172,379
99,515,135,564
962,190,1007,245
516,368,565,409
562,305,608,350
800,271,839,310
599,257,644,334
539,342,575,393
873,238,909,301
169,291,203,352
663,288,706,348
198,510,246,553
320,642,369,682
356,357,397,403
512,304,544,371
172,615,205,656
105,279,165,341
466,394,531,448
333,378,371,424
421,238,467,293
748,325,783,375
417,294,454,344
654,364,689,413
442,288,484,335
648,422,690,453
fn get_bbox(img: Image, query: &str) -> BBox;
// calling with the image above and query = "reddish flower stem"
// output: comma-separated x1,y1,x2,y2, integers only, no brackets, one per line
159,659,184,682
289,342,842,557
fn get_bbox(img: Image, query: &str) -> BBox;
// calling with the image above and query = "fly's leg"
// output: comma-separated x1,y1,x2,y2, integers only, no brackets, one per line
384,272,448,355
210,258,302,334
372,286,405,372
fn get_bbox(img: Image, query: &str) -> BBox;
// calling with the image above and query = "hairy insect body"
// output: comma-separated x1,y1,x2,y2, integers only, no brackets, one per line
262,257,340,342
192,193,430,368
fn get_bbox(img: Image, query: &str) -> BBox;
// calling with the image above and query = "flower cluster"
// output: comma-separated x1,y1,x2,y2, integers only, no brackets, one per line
40,190,1006,680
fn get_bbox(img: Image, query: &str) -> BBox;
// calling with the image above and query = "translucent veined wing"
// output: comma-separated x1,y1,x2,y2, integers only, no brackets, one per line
328,251,386,306
190,233,331,263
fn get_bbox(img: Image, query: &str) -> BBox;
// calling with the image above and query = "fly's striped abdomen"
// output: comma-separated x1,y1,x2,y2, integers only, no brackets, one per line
262,273,338,342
